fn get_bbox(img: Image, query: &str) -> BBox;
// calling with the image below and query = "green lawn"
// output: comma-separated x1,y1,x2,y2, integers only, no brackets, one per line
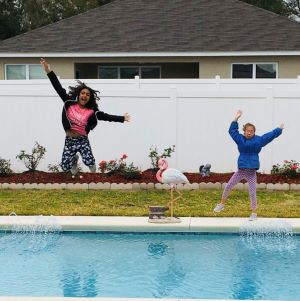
0,189,299,217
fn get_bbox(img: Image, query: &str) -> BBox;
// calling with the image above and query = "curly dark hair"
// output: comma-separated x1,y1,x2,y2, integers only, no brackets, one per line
68,81,100,110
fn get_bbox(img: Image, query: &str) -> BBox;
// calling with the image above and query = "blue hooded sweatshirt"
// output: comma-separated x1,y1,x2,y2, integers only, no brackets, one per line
229,121,282,170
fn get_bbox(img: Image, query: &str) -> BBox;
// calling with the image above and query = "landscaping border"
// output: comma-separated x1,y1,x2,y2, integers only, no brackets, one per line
1,182,300,190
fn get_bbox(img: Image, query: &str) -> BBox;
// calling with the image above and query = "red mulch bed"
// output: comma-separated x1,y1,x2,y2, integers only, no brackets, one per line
0,170,299,184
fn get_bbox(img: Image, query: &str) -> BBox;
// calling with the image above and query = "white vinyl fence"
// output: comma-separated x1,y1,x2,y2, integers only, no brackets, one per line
1,76,300,173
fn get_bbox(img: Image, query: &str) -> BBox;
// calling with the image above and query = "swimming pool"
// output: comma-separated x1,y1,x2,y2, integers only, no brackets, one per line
0,229,299,300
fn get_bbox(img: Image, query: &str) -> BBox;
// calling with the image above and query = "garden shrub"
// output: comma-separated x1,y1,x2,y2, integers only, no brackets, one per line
48,163,63,173
148,145,175,170
0,157,13,176
99,154,142,179
16,141,46,172
271,160,300,178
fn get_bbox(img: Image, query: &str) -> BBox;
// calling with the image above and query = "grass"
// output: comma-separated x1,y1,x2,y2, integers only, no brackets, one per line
0,189,299,217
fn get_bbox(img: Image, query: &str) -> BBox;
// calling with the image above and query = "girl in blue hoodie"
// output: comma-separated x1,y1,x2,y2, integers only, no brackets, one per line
214,110,284,220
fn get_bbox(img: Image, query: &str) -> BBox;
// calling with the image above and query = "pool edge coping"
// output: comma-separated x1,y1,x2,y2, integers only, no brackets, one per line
0,216,299,233
0,297,283,301
0,294,289,301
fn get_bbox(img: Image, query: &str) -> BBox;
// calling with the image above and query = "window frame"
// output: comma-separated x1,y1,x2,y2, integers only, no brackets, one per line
98,65,161,79
231,62,278,79
5,63,47,80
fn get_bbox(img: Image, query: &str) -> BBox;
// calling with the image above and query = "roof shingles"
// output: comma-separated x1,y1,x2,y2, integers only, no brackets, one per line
0,0,300,53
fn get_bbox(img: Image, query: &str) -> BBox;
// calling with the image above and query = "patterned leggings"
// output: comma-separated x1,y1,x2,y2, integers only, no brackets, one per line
61,136,95,171
222,169,257,210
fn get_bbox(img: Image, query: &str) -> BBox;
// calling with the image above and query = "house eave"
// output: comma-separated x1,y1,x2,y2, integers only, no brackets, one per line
1,51,300,58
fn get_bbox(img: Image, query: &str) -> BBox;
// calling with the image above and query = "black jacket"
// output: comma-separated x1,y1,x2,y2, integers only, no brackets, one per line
47,71,125,134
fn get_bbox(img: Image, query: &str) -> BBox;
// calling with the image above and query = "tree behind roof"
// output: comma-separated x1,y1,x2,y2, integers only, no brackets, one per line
0,0,112,40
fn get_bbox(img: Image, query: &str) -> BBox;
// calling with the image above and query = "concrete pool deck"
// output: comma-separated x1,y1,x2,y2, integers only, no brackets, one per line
0,215,299,233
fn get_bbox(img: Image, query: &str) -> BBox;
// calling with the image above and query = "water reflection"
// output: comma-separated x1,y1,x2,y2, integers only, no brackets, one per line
231,239,260,299
147,242,169,258
147,240,186,298
61,269,97,297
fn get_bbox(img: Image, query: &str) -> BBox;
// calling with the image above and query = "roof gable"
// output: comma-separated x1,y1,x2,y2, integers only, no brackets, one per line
1,0,300,53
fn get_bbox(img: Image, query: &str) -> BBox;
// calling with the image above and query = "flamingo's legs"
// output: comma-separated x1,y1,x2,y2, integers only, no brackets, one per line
167,187,183,218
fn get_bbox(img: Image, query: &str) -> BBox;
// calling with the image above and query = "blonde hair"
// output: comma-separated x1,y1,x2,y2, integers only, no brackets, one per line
243,123,256,132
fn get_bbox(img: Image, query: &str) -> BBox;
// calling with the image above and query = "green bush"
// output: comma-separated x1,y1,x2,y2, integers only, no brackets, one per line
16,141,46,171
99,154,141,179
121,163,142,179
271,160,300,178
0,157,13,176
48,163,62,173
148,145,175,170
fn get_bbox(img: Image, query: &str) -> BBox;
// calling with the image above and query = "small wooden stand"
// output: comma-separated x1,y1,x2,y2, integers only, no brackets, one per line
148,206,166,220
148,206,181,223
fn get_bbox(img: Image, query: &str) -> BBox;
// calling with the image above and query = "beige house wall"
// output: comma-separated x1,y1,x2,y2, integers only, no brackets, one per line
0,57,75,79
0,56,199,79
200,56,300,78
1,55,300,79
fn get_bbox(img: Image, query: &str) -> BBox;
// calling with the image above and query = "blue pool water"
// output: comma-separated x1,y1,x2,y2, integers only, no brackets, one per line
0,229,299,300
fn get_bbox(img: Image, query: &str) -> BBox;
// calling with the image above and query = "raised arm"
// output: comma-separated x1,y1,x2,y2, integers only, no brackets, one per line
234,109,242,122
40,58,70,102
229,110,243,144
40,58,50,74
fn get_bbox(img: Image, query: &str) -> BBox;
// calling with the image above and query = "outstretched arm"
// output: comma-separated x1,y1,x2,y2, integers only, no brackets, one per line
124,113,130,122
95,111,131,123
40,58,70,102
261,123,284,147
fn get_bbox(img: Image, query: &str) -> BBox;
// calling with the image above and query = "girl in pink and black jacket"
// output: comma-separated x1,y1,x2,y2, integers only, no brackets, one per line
41,58,130,176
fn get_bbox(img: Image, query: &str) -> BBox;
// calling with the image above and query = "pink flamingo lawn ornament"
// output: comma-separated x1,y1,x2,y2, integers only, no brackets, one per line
156,158,190,220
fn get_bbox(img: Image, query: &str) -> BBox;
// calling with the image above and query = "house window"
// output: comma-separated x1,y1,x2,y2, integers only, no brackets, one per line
232,63,277,79
98,66,161,79
256,63,277,78
232,64,253,79
5,64,47,80
120,67,139,79
141,67,161,79
99,67,118,79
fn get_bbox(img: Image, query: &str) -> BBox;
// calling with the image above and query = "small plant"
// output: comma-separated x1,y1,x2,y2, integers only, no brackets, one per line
98,154,127,175
48,163,63,173
121,163,142,180
271,160,300,178
99,160,107,174
106,158,123,174
49,161,83,173
148,145,175,170
16,142,46,172
98,154,141,179
0,157,13,176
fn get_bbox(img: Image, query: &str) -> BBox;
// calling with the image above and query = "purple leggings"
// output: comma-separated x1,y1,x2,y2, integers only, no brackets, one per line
222,169,257,210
